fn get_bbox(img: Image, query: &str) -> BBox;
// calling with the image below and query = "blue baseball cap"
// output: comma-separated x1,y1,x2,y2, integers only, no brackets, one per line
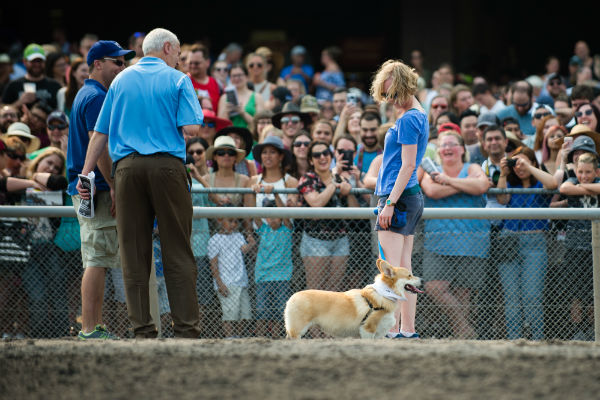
87,40,135,66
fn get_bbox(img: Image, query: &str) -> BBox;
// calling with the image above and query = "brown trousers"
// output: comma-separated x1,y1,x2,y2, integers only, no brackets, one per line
114,153,201,338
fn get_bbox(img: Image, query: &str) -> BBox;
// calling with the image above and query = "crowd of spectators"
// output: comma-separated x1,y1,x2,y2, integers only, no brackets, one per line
0,32,599,340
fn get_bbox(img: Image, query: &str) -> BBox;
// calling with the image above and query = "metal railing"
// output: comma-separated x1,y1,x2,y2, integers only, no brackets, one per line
0,203,598,341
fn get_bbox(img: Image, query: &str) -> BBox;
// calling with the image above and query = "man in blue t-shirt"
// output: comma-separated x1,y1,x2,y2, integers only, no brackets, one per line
78,28,204,339
67,40,135,340
277,45,314,93
355,111,383,177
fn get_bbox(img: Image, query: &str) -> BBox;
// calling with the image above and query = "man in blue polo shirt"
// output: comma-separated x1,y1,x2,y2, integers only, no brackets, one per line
78,28,204,339
67,40,135,340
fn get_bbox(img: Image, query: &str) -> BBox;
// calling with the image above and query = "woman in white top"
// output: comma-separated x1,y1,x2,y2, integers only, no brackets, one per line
246,53,276,104
249,135,298,210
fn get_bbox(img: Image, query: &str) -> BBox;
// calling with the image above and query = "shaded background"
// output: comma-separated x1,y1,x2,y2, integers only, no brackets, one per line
1,2,597,88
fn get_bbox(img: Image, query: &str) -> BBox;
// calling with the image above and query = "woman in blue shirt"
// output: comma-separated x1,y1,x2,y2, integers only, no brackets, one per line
497,146,557,340
370,60,429,339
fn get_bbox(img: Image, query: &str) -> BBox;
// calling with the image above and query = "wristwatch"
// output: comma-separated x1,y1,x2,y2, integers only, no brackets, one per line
386,199,396,207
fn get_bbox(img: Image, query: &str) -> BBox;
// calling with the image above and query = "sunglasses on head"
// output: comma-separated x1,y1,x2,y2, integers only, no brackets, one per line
534,111,551,119
6,151,25,161
281,116,300,125
188,149,204,156
575,109,593,118
293,140,310,148
103,57,125,67
48,123,67,130
201,121,216,128
248,63,263,68
311,149,331,159
214,148,238,157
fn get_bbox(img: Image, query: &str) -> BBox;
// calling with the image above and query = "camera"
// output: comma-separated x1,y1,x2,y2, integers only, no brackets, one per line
506,158,517,168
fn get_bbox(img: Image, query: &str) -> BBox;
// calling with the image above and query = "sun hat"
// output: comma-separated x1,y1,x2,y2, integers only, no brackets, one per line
205,135,246,162
272,102,312,129
563,124,600,156
251,135,293,167
2,122,40,153
214,126,253,156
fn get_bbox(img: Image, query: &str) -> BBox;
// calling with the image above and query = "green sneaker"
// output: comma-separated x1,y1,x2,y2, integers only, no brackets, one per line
78,324,120,340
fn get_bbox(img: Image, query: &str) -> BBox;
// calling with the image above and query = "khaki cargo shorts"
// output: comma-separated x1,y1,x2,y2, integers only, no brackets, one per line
72,191,120,268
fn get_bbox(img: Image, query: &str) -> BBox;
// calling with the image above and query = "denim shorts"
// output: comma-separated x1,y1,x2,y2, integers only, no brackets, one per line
374,192,424,236
300,232,350,257
255,281,291,320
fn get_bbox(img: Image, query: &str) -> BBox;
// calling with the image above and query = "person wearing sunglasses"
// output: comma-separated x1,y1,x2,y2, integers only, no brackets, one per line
246,53,276,104
272,102,312,149
29,110,70,159
218,63,265,130
187,44,221,115
575,103,600,133
290,131,311,179
184,137,214,330
297,141,358,311
370,60,430,339
211,60,229,91
2,136,28,177
67,40,135,340
427,95,449,130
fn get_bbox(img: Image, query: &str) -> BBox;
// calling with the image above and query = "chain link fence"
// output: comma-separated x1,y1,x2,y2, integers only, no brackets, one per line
0,189,597,341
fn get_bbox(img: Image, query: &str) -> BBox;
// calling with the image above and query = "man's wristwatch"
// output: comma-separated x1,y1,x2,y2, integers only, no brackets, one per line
386,199,396,207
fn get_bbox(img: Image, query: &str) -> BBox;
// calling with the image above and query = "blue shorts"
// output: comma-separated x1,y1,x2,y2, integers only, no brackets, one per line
255,281,291,320
300,232,350,257
374,192,424,236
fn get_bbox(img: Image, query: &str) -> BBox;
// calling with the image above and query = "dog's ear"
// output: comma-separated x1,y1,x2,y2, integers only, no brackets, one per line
378,259,395,278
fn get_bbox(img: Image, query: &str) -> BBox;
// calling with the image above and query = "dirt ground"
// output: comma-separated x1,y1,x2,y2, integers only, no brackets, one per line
1,338,599,400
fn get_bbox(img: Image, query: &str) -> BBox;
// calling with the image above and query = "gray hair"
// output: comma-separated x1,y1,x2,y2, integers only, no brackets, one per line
142,28,179,56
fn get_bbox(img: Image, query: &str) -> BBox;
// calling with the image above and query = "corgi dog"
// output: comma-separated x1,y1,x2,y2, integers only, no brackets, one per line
284,259,423,339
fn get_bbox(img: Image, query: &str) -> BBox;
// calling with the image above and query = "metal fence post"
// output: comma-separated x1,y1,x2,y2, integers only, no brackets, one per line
593,221,600,342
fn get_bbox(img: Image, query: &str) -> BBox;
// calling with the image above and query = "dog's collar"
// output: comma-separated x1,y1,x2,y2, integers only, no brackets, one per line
368,279,407,302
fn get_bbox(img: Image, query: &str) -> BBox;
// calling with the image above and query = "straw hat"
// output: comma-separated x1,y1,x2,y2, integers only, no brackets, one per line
205,135,246,162
562,124,600,155
2,122,40,153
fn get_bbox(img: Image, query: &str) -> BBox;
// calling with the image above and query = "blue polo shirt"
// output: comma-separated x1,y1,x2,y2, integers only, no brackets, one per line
94,57,203,162
375,109,428,196
67,79,110,195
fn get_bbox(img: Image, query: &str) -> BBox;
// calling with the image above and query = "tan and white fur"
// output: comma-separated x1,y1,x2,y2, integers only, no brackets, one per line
284,259,422,339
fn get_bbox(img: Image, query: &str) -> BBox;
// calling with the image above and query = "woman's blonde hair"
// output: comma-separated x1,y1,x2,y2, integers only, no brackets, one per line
26,147,66,178
370,60,419,104
437,131,469,163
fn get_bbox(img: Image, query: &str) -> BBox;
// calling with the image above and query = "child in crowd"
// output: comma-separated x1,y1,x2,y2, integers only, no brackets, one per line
208,217,253,338
152,222,173,338
559,152,600,340
254,200,293,338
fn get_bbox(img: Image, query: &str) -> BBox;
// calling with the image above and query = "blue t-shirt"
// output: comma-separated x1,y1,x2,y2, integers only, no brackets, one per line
67,79,110,195
496,104,535,136
279,64,314,91
375,109,429,196
315,70,345,102
95,57,203,163
503,181,551,231
254,223,293,282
